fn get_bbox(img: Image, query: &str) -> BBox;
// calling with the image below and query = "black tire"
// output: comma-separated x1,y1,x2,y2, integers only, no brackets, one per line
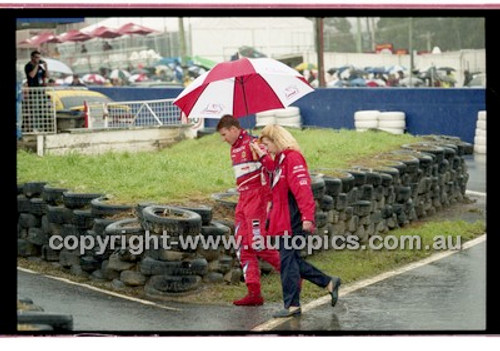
29,198,47,216
92,218,118,236
18,213,40,229
42,186,69,205
347,169,367,186
396,186,412,203
105,218,144,236
211,192,239,210
310,175,326,200
63,192,104,209
146,274,202,293
46,205,73,225
90,196,134,218
140,256,208,276
335,193,348,211
339,172,355,193
177,205,213,226
201,221,230,238
319,195,335,211
322,177,342,197
17,312,73,331
354,200,372,217
315,211,328,228
72,209,95,229
80,256,102,273
17,195,31,213
23,182,47,198
374,166,400,184
358,184,373,201
27,227,48,246
141,205,202,237
135,202,157,221
18,239,40,257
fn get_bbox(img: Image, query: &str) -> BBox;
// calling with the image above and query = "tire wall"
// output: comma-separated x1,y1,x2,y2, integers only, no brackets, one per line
18,136,473,297
93,87,485,144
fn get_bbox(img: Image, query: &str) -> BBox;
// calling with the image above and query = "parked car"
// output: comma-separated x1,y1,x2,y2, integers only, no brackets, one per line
44,87,132,131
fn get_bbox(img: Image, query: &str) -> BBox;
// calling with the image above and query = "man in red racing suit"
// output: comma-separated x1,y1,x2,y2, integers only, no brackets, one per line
216,115,280,306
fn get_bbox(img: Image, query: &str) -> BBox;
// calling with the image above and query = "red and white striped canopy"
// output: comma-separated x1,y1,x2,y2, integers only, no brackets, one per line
173,57,314,119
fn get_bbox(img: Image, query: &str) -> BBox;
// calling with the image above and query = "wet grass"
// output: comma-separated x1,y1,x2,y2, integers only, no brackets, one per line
17,128,422,205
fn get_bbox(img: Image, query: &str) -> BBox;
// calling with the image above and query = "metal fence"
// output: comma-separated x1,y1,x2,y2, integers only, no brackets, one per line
20,87,57,134
87,98,183,129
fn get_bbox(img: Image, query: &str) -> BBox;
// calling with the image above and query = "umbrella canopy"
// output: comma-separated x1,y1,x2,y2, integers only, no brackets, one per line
82,73,107,85
173,57,314,119
128,73,150,83
58,29,92,42
20,31,61,46
87,26,122,39
109,69,131,80
44,58,73,75
437,66,456,72
117,22,157,36
399,77,425,86
349,78,366,87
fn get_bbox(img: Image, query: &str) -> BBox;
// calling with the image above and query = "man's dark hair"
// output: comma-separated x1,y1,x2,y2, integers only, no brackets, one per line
31,50,41,58
216,114,241,131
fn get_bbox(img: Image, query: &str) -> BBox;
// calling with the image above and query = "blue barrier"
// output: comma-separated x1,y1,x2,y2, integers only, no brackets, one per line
91,87,485,143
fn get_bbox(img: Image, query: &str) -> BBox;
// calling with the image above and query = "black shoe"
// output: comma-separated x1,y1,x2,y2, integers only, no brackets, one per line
329,277,341,307
273,307,302,318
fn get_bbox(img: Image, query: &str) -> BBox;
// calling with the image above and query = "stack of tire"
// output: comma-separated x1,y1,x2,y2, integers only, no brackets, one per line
354,110,406,134
255,106,302,129
474,110,486,154
255,109,277,128
377,111,406,134
354,110,379,132
274,106,302,128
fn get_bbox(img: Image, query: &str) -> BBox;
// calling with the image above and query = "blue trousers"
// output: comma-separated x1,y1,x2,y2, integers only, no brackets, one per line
279,232,332,308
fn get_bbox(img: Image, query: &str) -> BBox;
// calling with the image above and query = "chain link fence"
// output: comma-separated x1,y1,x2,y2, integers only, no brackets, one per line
20,87,57,134
87,98,183,129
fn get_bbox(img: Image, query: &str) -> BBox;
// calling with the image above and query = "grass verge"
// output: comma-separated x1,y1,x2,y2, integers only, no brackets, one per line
16,128,422,204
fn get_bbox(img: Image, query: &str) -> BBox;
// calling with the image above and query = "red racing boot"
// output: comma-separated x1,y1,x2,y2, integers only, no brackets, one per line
233,283,264,306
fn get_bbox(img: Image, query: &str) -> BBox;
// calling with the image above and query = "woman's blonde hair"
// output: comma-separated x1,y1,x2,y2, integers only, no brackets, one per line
259,124,301,152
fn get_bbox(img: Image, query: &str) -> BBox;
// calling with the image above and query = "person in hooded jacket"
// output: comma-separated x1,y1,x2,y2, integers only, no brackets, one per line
250,124,341,318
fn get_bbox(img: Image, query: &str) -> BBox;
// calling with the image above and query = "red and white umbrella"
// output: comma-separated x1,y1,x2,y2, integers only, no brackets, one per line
82,73,107,85
128,73,149,83
173,57,314,119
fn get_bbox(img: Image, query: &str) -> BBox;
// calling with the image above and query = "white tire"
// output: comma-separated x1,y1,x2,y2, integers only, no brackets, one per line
255,115,276,127
379,127,405,134
478,111,486,121
475,129,486,138
354,110,380,121
275,106,300,117
378,119,406,128
256,109,278,118
355,120,378,129
474,136,486,146
378,111,406,121
277,115,301,128
476,120,486,130
474,144,486,154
